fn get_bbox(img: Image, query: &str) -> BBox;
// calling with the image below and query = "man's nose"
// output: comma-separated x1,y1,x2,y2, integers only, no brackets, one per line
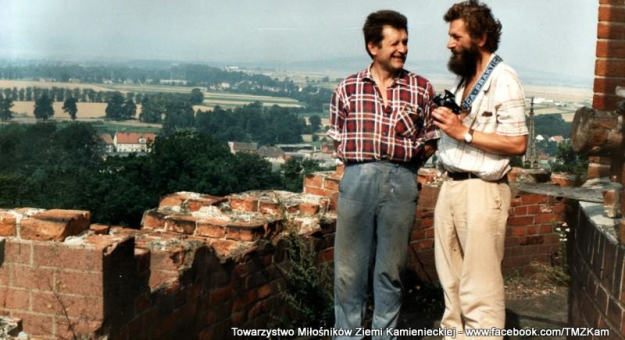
398,43,408,54
447,38,455,50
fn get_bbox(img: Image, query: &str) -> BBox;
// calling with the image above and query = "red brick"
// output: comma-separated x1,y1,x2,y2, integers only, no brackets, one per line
513,206,527,216
527,226,539,236
416,239,434,251
600,0,625,4
31,291,104,319
597,39,625,58
411,230,425,240
210,286,233,305
297,202,320,216
535,214,560,224
11,312,54,338
0,212,16,237
20,209,90,242
0,287,30,310
336,164,345,176
164,215,198,234
519,236,545,246
304,174,323,188
11,265,54,291
33,243,103,271
4,241,31,265
232,289,258,311
520,194,549,205
89,224,110,235
425,227,434,238
56,318,103,340
598,22,625,39
599,6,625,22
324,177,340,191
594,76,625,96
258,200,280,217
317,248,334,263
226,221,267,242
508,216,534,226
303,186,333,198
159,192,225,211
56,271,103,297
511,226,526,236
527,205,541,215
141,209,167,229
212,240,242,258
229,196,259,212
148,270,177,289
150,247,186,272
539,224,553,234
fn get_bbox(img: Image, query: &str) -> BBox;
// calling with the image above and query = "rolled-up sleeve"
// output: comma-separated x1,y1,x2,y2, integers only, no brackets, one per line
327,86,346,142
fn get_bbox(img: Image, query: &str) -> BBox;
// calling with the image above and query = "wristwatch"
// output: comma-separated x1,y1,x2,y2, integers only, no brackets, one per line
464,128,475,144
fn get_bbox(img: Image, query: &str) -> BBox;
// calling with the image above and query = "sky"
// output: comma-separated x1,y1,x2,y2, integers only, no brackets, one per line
0,0,598,85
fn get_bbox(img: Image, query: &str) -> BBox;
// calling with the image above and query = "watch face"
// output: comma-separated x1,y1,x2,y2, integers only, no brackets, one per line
464,133,472,143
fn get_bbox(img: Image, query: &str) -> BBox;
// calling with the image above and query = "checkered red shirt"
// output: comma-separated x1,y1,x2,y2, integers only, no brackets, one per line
328,66,439,163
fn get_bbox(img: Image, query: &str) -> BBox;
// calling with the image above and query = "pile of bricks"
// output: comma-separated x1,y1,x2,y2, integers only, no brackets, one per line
0,191,336,339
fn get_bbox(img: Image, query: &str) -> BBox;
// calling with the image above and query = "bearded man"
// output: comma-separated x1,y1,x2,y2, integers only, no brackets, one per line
431,1,528,338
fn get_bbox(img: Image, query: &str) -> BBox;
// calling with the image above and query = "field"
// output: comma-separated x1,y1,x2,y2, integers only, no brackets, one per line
0,80,303,111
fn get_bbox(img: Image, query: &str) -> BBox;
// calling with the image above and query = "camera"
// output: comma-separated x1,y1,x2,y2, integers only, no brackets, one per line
433,90,462,115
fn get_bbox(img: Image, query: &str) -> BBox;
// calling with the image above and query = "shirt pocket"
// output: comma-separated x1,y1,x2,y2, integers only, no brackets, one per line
475,110,498,133
394,105,423,137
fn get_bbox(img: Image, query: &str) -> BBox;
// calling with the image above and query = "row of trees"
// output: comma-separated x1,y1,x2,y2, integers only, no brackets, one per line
0,62,329,112
0,123,321,226
0,86,204,105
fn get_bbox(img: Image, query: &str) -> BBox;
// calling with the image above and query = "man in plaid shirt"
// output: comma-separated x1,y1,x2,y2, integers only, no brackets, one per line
328,10,439,338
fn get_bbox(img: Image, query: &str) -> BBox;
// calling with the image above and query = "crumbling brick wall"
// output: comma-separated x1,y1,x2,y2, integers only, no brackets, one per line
0,191,336,339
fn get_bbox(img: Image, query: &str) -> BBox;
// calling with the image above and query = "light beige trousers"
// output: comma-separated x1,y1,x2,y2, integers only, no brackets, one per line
434,178,511,340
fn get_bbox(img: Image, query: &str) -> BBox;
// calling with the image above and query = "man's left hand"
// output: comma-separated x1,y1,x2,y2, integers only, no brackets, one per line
432,107,469,141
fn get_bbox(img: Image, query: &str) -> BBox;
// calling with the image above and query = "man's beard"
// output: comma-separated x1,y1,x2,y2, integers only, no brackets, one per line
447,43,481,79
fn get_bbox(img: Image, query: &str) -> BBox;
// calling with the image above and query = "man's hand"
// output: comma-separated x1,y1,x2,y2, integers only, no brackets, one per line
431,107,469,141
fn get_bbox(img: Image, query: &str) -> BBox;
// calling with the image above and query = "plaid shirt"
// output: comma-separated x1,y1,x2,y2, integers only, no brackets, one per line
328,66,439,163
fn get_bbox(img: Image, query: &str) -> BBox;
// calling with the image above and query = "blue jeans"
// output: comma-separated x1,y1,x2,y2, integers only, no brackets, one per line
334,161,418,340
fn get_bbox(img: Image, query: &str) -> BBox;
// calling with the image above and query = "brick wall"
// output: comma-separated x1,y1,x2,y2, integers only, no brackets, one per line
594,0,625,111
304,167,566,283
0,191,336,339
567,0,625,335
570,203,625,338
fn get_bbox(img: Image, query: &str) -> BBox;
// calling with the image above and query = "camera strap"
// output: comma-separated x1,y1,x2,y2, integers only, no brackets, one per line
461,55,503,111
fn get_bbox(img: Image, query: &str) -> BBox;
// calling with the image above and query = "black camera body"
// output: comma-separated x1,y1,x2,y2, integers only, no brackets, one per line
433,90,462,115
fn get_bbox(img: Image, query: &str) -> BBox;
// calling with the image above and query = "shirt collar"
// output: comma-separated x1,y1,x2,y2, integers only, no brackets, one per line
360,64,409,87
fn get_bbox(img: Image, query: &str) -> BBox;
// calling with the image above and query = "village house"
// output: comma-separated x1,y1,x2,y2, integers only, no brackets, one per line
113,132,156,153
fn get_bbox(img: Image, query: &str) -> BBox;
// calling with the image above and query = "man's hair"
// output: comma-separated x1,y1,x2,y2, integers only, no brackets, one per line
363,10,408,59
444,0,502,53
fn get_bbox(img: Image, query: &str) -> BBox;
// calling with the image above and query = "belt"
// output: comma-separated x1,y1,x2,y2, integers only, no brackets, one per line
447,172,480,181
447,171,509,183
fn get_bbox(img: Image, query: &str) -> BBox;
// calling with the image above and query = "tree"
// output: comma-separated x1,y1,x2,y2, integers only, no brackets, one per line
139,96,162,123
0,97,14,122
309,115,322,132
34,93,54,121
121,99,137,120
190,88,204,105
105,92,125,120
62,97,78,120
162,99,195,134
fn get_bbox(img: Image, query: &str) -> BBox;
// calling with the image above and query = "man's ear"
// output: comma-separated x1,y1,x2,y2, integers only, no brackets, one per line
367,41,378,58
477,33,487,48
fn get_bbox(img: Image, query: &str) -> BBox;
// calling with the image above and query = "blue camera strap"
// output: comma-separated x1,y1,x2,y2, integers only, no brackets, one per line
461,54,503,111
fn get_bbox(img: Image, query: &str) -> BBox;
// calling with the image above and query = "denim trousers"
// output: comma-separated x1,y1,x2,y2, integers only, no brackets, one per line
334,161,418,340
